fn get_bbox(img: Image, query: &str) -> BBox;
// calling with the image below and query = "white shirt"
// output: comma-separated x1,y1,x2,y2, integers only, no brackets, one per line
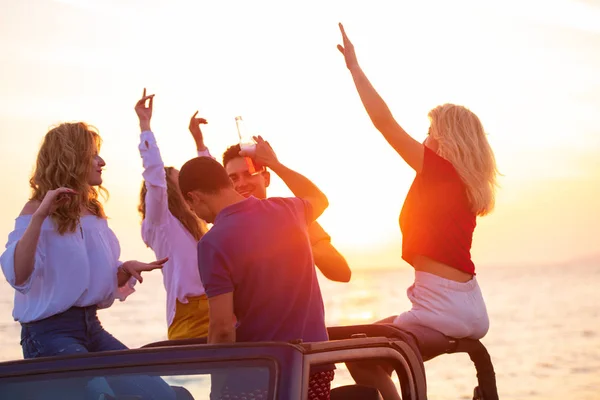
139,130,213,327
0,215,135,323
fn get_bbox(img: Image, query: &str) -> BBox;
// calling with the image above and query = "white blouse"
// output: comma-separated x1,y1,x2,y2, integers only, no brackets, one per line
139,130,213,327
0,214,135,323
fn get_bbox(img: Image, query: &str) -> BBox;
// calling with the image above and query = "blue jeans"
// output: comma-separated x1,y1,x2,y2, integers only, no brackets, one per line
20,306,175,400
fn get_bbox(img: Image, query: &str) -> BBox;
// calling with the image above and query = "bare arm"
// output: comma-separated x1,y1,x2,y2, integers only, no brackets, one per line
269,161,329,220
240,136,329,220
346,66,424,172
207,292,236,398
309,222,351,282
189,111,209,152
207,292,236,344
189,112,217,160
197,240,236,344
338,23,424,173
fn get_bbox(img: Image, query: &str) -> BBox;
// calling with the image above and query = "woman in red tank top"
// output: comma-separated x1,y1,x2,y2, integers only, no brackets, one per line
337,24,499,400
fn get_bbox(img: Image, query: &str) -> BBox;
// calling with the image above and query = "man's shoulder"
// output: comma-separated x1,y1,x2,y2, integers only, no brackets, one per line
197,227,222,249
196,230,231,268
197,218,243,252
263,196,306,209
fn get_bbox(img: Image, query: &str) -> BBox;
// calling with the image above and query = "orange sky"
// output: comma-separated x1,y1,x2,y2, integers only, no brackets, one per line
0,0,599,269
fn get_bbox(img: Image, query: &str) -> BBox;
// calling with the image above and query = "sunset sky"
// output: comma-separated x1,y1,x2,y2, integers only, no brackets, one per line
0,0,598,269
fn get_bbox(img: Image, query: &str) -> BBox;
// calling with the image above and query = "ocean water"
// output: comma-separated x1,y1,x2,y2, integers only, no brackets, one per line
1,262,599,399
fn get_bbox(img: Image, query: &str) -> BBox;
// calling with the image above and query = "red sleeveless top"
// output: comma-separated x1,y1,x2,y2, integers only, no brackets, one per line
399,147,476,275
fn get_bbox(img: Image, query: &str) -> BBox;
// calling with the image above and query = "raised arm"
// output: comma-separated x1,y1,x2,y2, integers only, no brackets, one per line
240,136,329,220
4,188,76,287
337,23,424,173
189,111,215,159
135,89,170,226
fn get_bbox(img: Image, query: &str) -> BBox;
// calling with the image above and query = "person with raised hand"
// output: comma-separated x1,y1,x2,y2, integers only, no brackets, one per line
0,121,175,399
189,110,210,154
179,136,335,399
221,139,352,283
136,89,213,340
337,23,499,399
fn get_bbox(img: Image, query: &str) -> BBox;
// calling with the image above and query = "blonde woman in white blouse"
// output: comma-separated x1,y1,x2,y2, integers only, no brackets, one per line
135,89,212,340
0,122,175,399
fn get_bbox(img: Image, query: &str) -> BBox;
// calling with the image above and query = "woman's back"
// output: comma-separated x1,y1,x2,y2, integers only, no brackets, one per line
400,146,477,275
141,210,205,327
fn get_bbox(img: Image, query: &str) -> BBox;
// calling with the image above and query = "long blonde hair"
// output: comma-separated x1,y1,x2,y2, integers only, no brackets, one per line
30,122,107,234
138,167,207,241
428,104,499,216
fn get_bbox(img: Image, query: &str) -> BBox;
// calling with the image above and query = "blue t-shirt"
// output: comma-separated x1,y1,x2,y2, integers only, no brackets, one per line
197,196,328,343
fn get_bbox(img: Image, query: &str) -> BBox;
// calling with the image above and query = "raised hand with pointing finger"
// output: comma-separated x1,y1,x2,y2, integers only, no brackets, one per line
135,88,155,132
337,23,359,70
133,89,212,340
189,111,208,151
335,22,500,400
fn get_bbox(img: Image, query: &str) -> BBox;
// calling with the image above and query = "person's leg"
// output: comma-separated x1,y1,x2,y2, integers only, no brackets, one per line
467,277,490,340
87,321,128,352
308,370,335,400
375,315,397,324
344,285,428,399
344,315,401,400
21,308,115,399
346,361,400,400
21,308,90,359
86,308,176,400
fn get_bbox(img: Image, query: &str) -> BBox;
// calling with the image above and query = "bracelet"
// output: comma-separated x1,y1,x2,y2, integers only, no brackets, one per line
118,265,132,278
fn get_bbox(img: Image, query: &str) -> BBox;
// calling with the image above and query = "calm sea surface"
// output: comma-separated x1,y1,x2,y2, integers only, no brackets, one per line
1,262,599,399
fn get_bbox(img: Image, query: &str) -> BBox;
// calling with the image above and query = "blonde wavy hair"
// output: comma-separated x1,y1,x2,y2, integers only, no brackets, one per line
30,122,107,234
138,167,208,241
428,104,499,216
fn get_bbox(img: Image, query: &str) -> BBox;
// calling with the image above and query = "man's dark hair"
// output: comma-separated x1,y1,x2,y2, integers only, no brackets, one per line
222,144,242,168
179,157,232,197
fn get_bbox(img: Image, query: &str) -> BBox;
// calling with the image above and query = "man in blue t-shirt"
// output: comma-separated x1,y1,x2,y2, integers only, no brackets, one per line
178,136,335,397
220,143,351,284
178,136,329,345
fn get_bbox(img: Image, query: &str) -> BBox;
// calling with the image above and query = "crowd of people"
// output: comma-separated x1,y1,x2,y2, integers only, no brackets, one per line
0,24,499,400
